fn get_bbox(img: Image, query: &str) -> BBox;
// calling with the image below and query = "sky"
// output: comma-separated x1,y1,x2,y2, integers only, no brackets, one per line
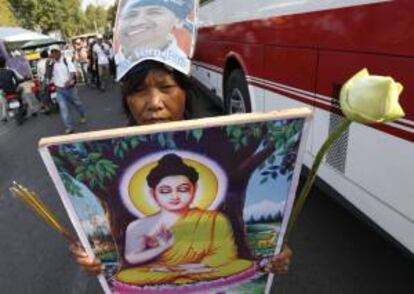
81,0,116,10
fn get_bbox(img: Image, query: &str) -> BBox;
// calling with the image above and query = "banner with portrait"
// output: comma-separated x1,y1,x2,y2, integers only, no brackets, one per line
113,0,197,80
39,109,312,293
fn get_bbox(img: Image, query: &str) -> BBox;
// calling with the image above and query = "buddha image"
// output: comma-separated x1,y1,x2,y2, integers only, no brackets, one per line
115,153,254,286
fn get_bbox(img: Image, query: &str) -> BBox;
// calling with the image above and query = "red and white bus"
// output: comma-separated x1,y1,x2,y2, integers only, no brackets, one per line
192,0,414,253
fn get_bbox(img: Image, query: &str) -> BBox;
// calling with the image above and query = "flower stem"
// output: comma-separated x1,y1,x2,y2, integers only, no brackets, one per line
284,118,352,244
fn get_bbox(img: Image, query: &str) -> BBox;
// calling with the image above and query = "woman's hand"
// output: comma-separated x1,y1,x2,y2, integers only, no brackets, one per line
265,245,292,275
69,242,105,276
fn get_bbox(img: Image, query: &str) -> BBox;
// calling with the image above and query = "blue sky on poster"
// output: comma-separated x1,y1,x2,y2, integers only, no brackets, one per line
244,152,291,220
82,0,116,10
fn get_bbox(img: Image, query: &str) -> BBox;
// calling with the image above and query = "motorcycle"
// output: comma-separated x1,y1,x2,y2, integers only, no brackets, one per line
4,91,27,125
33,79,59,114
48,82,58,106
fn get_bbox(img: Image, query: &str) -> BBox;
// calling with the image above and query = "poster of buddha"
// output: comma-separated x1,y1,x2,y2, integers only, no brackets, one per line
39,110,311,293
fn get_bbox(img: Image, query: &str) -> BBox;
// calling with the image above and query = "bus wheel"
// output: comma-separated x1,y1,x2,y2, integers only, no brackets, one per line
225,69,251,114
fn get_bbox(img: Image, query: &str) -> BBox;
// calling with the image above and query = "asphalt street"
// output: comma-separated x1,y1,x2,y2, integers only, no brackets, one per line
0,84,413,294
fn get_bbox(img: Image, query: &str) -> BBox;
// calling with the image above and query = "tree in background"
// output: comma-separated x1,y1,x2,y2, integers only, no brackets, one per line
107,0,119,29
58,0,86,37
8,0,85,37
0,0,18,26
7,0,118,38
83,4,109,35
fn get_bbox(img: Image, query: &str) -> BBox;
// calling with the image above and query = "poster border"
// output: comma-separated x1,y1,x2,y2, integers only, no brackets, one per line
38,148,112,294
38,107,313,294
264,114,312,294
39,108,312,147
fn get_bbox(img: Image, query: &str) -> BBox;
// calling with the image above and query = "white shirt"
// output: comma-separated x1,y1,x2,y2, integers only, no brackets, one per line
36,59,47,82
64,49,74,62
52,58,76,88
93,43,111,65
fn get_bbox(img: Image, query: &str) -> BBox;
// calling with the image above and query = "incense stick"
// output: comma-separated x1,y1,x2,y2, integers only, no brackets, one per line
10,182,75,243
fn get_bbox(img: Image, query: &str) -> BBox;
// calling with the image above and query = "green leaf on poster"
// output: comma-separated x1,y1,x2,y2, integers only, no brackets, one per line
130,138,139,148
192,129,203,142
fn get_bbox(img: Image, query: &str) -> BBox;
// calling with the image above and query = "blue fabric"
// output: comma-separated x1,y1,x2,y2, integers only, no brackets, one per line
56,87,85,129
122,0,192,19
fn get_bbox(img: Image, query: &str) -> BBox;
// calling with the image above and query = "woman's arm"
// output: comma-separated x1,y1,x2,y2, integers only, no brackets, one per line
69,242,104,276
266,245,293,275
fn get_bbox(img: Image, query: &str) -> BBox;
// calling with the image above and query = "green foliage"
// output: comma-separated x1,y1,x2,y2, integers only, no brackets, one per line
61,172,83,197
112,136,147,159
74,154,118,190
0,0,18,26
233,119,304,184
191,129,204,142
53,119,304,195
225,125,250,151
106,1,118,28
83,4,109,35
7,0,115,38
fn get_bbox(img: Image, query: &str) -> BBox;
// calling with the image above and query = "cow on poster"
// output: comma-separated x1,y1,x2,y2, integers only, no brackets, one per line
113,0,196,80
39,110,311,293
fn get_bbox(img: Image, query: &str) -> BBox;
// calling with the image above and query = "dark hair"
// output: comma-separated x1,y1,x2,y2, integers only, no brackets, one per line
0,56,6,68
120,60,193,125
147,153,199,189
40,50,49,58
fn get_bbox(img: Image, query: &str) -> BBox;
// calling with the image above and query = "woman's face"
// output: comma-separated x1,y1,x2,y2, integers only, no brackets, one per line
152,175,196,212
126,69,186,125
119,5,179,56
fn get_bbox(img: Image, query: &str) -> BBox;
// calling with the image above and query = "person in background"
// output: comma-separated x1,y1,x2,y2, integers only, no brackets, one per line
105,35,116,79
48,46,87,134
63,43,75,62
92,35,111,91
17,78,41,117
74,39,89,85
36,49,51,112
88,38,99,88
0,56,22,122
0,56,21,94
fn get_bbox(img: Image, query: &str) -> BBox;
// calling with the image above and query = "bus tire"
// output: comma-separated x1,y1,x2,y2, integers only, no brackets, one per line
224,69,252,114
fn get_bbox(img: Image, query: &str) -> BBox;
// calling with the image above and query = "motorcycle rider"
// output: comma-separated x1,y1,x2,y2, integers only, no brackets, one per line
0,56,22,122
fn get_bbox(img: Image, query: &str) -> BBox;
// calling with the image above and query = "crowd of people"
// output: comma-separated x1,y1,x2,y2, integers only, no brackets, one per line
0,34,117,134
67,34,116,91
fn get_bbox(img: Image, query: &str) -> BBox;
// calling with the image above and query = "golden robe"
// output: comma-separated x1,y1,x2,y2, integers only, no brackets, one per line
116,208,253,285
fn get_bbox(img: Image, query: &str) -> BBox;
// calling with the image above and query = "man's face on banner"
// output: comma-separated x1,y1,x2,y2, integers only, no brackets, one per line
119,4,180,57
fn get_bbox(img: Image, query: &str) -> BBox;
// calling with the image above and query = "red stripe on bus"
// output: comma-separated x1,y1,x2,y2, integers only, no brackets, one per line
197,0,414,57
249,80,414,142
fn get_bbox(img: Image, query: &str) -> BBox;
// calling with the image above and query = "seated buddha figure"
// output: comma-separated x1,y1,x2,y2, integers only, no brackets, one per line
115,153,254,286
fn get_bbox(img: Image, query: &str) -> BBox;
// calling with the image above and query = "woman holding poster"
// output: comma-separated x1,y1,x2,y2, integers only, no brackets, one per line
72,0,292,283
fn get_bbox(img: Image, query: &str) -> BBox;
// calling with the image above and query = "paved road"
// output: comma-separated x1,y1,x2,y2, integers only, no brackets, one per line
0,85,413,294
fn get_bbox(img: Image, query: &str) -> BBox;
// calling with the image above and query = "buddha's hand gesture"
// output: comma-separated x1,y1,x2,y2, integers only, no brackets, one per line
157,226,174,248
144,235,160,249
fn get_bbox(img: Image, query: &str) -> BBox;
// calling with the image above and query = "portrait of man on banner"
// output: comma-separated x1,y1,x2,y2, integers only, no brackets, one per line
114,0,196,80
